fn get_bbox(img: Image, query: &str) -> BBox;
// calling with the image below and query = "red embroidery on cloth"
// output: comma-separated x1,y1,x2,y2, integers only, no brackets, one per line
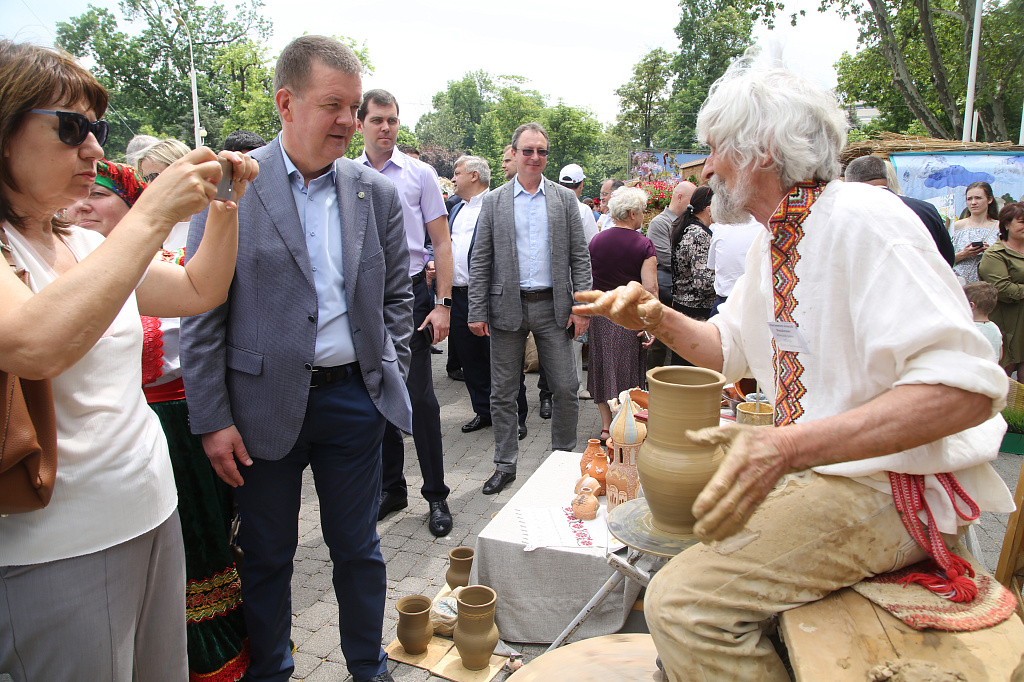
888,472,981,602
140,249,185,387
769,181,826,427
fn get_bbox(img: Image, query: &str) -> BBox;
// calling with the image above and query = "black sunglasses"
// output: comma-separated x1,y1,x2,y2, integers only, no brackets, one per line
29,109,109,146
515,147,549,157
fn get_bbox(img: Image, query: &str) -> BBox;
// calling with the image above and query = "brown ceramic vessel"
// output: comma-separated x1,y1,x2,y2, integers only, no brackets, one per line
396,594,434,655
454,585,499,670
637,366,726,535
445,546,474,589
580,439,604,476
571,486,600,520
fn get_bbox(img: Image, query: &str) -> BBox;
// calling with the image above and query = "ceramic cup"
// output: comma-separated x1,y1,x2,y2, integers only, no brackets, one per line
736,401,774,426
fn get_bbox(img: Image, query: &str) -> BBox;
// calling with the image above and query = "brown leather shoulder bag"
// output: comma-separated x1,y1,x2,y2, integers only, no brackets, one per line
0,230,57,515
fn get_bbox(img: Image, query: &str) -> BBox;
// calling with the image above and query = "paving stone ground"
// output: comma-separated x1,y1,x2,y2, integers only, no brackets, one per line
287,338,1022,680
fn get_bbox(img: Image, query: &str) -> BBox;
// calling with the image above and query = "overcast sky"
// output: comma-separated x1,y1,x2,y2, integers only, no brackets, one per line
4,0,861,130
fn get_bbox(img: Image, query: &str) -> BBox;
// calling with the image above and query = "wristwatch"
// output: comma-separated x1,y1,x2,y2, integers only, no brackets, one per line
435,297,452,308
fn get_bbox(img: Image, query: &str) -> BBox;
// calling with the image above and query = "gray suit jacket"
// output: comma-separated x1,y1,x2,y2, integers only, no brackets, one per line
180,137,414,460
467,178,591,330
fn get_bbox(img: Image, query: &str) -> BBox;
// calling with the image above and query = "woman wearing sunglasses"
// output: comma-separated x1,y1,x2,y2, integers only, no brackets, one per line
0,40,258,682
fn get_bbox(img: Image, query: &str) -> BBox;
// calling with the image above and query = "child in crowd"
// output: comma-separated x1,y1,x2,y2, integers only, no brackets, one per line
965,281,1002,363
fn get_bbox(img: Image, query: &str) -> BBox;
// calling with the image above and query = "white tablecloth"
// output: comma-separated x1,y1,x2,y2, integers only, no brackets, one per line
469,451,650,644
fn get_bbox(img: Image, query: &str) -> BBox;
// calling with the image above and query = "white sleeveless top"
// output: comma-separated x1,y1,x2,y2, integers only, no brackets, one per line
0,225,176,566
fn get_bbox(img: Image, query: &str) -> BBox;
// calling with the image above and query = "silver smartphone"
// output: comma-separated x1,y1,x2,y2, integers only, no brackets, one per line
214,157,233,202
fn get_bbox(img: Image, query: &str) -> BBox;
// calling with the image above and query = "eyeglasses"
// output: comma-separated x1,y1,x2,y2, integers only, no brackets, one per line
515,147,549,157
144,172,161,183
28,109,109,146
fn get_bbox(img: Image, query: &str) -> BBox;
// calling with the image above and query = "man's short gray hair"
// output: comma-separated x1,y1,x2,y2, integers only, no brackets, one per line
455,155,490,186
697,54,847,187
511,122,549,150
844,155,887,183
274,35,362,95
607,186,649,222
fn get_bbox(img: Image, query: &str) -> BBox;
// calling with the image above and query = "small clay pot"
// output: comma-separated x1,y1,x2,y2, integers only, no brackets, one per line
736,401,774,426
445,546,474,589
580,438,604,475
574,475,600,494
453,585,499,670
571,486,600,520
396,594,434,655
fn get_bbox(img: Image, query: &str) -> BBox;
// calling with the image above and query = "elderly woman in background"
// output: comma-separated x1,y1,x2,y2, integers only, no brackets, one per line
68,159,251,680
587,186,657,439
0,40,256,682
136,137,191,180
952,181,1001,283
980,203,1024,378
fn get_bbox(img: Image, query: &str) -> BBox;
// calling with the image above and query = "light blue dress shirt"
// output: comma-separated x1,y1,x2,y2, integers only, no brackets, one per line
281,147,357,367
512,175,552,289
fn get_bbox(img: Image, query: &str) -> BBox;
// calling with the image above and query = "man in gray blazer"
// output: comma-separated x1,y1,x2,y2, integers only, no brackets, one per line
180,36,412,682
468,122,592,495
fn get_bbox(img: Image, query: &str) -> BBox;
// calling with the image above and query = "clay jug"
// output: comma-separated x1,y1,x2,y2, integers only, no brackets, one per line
571,486,600,520
638,366,726,535
446,546,474,589
395,594,434,655
583,453,608,496
574,474,600,495
580,438,604,475
453,585,499,671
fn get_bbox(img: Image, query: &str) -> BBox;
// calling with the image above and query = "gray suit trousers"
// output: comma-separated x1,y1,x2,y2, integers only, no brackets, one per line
490,298,579,471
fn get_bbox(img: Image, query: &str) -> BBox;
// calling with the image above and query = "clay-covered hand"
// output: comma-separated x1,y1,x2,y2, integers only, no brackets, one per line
686,424,798,542
573,281,664,331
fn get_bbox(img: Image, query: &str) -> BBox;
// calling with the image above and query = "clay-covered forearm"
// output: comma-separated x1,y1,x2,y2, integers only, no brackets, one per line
648,304,724,371
779,384,992,472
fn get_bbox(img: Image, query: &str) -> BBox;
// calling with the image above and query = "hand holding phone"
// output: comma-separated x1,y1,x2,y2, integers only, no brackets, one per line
971,241,984,248
421,322,435,346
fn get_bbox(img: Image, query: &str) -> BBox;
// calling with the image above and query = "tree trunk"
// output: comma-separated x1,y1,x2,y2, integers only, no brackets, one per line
915,0,962,138
868,0,952,138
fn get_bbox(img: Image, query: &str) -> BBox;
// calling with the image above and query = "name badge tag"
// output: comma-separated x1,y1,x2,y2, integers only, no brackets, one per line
767,321,810,353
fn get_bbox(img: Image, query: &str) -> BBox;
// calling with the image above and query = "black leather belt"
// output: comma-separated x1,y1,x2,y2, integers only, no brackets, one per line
309,362,359,388
410,269,426,286
452,285,469,293
521,288,553,301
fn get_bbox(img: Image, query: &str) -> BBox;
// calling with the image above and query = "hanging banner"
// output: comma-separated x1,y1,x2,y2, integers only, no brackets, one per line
889,152,1024,223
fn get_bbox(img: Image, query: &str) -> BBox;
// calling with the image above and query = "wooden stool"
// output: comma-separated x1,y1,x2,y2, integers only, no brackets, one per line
508,633,661,681
779,586,1024,680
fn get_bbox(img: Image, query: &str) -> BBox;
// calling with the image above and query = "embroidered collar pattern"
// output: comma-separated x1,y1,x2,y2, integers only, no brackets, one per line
769,180,827,427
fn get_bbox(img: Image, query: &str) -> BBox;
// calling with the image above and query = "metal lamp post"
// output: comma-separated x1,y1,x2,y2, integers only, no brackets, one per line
174,10,202,149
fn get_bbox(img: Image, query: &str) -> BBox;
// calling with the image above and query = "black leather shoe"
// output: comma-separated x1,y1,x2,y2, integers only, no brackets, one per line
539,396,553,419
483,470,516,495
430,346,443,354
428,500,453,537
359,672,395,682
448,368,465,381
518,422,527,440
377,491,408,521
461,414,492,433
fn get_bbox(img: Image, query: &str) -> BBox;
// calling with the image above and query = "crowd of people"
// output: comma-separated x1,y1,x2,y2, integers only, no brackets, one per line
0,32,1020,682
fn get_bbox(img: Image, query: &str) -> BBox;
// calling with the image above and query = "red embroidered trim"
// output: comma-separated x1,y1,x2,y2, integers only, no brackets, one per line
888,472,981,602
141,316,164,386
189,639,250,682
769,181,826,426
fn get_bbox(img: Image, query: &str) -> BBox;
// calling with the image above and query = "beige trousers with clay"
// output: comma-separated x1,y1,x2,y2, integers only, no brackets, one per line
646,472,929,681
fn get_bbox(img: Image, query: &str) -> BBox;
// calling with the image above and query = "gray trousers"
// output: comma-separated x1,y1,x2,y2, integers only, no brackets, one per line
490,298,579,472
0,510,187,682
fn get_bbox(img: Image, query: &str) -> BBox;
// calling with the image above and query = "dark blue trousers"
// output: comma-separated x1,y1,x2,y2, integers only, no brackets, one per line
450,286,528,423
235,374,388,682
381,278,450,502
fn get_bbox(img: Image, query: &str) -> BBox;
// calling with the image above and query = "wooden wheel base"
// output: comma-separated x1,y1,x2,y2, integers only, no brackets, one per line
507,634,663,681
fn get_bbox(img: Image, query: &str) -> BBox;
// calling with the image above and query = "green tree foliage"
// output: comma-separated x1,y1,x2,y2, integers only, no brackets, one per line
614,48,674,148
832,0,1023,141
661,0,755,149
416,70,495,152
57,0,271,156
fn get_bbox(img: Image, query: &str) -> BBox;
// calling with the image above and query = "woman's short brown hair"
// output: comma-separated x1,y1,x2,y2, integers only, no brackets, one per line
0,40,108,228
998,202,1024,241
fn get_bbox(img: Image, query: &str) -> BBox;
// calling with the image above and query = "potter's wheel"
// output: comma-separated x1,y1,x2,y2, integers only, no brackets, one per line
507,634,661,681
607,498,701,558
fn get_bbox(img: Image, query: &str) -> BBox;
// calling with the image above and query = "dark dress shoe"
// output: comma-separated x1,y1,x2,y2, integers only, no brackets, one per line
428,500,453,537
359,672,395,682
518,422,527,440
483,470,516,495
377,491,408,521
539,396,553,419
430,346,443,354
448,368,465,381
461,414,492,433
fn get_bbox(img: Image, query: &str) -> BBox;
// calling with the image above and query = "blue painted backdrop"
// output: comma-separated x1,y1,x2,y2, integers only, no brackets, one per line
890,152,1024,221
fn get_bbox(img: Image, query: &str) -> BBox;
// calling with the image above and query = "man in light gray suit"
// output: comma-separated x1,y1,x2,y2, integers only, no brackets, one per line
468,122,592,495
180,36,412,682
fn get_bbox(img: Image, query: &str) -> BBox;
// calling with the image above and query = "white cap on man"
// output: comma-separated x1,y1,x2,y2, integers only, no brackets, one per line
559,163,586,184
